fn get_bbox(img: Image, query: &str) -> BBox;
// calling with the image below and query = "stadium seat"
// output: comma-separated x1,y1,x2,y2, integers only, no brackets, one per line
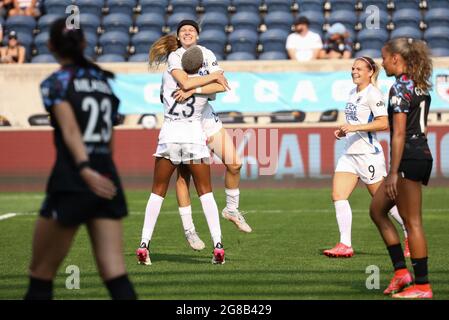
328,10,357,32
424,27,449,50
103,13,133,34
359,0,389,10
426,0,449,9
128,53,149,62
233,0,262,13
107,0,136,15
38,14,63,33
79,13,101,35
298,11,324,33
76,0,104,16
330,0,356,11
390,26,422,40
264,11,294,33
44,0,73,15
259,51,288,60
96,54,126,62
357,28,388,50
132,30,161,54
198,29,227,57
270,110,305,123
425,8,449,29
200,12,228,33
265,0,293,12
358,9,389,29
84,31,98,48
135,13,165,34
393,0,420,10
171,0,199,15
392,9,422,29
228,29,258,54
139,0,168,16
431,48,449,57
167,12,197,33
298,0,323,12
34,32,50,55
31,54,57,63
5,15,36,35
354,49,382,58
202,0,231,14
99,31,130,56
84,46,96,60
259,29,289,52
230,11,261,32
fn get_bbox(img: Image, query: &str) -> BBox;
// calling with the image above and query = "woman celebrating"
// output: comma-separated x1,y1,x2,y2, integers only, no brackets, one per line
139,19,251,254
323,56,409,258
24,19,136,300
136,43,227,265
370,38,433,299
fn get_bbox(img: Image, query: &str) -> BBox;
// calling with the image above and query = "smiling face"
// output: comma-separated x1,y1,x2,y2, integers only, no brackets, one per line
178,25,198,49
351,59,373,87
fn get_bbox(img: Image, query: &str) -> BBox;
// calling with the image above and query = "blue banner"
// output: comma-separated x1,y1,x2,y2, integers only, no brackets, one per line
110,69,449,114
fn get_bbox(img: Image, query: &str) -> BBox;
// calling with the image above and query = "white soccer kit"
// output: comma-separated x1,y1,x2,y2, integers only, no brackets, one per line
154,67,211,163
335,84,388,184
167,45,223,138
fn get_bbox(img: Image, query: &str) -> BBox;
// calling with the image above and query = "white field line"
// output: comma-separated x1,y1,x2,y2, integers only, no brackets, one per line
0,213,17,221
1,208,448,220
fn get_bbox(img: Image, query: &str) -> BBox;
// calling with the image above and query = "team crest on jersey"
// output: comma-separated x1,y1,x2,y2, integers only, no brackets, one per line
356,96,362,103
436,74,449,103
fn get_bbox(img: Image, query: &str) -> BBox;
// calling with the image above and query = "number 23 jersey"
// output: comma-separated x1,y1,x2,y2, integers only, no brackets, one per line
40,65,122,192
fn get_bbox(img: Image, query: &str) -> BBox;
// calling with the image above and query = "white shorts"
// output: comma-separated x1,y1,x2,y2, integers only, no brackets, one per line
202,106,223,138
335,152,387,185
154,143,210,165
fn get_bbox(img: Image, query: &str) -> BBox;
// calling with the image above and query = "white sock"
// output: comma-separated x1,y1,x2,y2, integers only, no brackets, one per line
140,193,164,247
225,188,240,212
199,192,222,246
389,206,408,237
179,205,195,232
334,200,352,247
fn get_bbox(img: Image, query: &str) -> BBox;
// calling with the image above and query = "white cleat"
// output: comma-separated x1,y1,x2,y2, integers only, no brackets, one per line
222,208,252,233
136,247,152,265
185,230,206,251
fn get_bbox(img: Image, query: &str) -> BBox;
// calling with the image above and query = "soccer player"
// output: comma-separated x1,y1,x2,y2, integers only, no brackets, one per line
150,20,252,253
323,56,409,258
136,44,227,265
370,38,433,298
24,19,136,300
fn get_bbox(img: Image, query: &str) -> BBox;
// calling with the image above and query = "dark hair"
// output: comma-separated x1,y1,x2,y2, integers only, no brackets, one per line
49,18,114,79
177,20,200,35
182,46,203,74
294,16,310,26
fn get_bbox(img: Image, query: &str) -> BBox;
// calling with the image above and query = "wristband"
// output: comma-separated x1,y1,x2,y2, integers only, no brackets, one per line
195,87,202,94
77,160,90,172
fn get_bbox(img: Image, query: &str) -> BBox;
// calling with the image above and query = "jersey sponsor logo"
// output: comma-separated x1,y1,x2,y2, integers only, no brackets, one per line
390,96,402,106
376,100,385,107
212,61,218,66
345,102,359,121
436,74,449,103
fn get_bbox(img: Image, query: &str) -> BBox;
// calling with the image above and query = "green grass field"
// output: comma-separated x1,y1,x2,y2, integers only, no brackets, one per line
1,187,448,300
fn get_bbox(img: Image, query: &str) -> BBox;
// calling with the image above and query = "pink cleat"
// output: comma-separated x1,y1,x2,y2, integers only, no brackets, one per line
323,243,354,258
383,269,413,295
136,244,152,265
403,238,410,258
392,283,433,299
212,242,225,264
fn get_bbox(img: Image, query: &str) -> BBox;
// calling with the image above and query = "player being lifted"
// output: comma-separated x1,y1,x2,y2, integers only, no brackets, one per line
323,56,409,258
136,45,227,265
370,38,434,299
142,20,252,254
24,19,136,300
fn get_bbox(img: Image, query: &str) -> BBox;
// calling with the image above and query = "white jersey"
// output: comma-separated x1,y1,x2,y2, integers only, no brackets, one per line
344,84,387,154
164,45,224,139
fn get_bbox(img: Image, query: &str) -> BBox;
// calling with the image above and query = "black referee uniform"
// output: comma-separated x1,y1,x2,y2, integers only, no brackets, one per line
39,65,128,226
388,74,433,185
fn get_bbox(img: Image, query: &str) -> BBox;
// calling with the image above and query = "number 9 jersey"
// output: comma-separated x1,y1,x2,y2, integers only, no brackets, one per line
40,65,122,193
